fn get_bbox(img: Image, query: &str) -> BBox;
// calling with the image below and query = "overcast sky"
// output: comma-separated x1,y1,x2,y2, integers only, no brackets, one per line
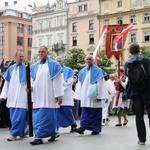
0,0,75,7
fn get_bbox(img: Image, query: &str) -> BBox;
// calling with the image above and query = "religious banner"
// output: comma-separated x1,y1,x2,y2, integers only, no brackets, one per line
113,23,133,52
105,24,130,60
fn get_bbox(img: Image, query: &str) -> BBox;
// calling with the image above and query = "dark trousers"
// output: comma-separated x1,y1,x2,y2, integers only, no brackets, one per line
132,96,150,142
0,100,10,127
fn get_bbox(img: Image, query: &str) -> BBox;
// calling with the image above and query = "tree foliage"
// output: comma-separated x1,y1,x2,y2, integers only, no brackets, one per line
140,46,150,57
64,48,86,70
97,50,116,74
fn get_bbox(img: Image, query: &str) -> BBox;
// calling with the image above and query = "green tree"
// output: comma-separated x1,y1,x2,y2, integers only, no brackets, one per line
97,50,116,74
140,46,150,58
64,48,86,70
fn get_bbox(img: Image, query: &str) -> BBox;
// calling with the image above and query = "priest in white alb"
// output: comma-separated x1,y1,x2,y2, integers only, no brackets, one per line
29,45,64,145
55,56,77,133
0,51,28,141
74,54,108,135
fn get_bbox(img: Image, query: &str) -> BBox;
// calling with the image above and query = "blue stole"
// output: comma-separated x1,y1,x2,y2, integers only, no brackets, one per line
78,64,106,84
62,65,74,81
30,57,62,80
3,63,26,84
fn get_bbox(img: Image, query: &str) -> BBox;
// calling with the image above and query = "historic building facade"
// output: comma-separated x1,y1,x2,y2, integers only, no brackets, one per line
31,0,68,57
68,0,100,54
0,1,34,61
99,0,150,66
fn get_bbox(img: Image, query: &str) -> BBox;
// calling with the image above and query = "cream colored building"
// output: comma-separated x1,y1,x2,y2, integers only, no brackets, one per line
99,0,150,67
68,0,100,54
0,1,35,61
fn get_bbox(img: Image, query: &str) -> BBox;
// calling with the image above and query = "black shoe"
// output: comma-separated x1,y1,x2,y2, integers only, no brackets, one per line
74,128,85,134
70,123,77,133
30,139,43,145
91,131,99,135
48,134,60,142
115,124,122,127
123,120,128,126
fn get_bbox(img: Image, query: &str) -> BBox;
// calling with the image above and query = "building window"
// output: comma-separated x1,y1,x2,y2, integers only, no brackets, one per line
47,20,52,28
17,23,23,33
89,20,94,30
130,15,136,24
144,32,150,41
28,51,31,61
58,34,63,44
72,23,77,32
144,12,150,22
38,21,43,30
0,49,4,59
47,36,52,46
89,34,94,44
117,17,123,24
104,4,109,10
17,37,23,45
28,25,32,34
104,19,109,25
79,6,82,12
58,2,62,9
0,36,4,45
0,12,3,16
72,36,77,46
39,37,43,46
28,38,32,47
130,33,136,43
84,5,87,11
58,17,63,26
0,23,4,32
18,13,23,18
117,1,122,7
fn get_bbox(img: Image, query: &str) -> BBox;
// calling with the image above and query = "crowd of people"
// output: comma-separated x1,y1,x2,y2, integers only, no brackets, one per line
0,43,150,146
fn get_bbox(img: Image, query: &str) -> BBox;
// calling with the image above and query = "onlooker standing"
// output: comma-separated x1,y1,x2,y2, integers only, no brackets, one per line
72,73,80,120
107,74,116,116
74,54,108,135
55,56,77,133
112,69,130,127
102,74,116,125
0,51,28,141
30,45,64,145
124,43,150,145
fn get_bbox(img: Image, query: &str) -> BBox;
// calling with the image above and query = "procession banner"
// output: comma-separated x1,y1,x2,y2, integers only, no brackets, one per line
105,24,129,60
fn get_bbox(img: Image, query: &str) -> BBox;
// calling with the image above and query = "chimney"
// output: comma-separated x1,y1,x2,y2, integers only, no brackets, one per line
14,1,17,4
5,2,8,6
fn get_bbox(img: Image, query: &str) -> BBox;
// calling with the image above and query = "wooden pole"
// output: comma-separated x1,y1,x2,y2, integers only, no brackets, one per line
118,57,120,79
26,63,33,137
